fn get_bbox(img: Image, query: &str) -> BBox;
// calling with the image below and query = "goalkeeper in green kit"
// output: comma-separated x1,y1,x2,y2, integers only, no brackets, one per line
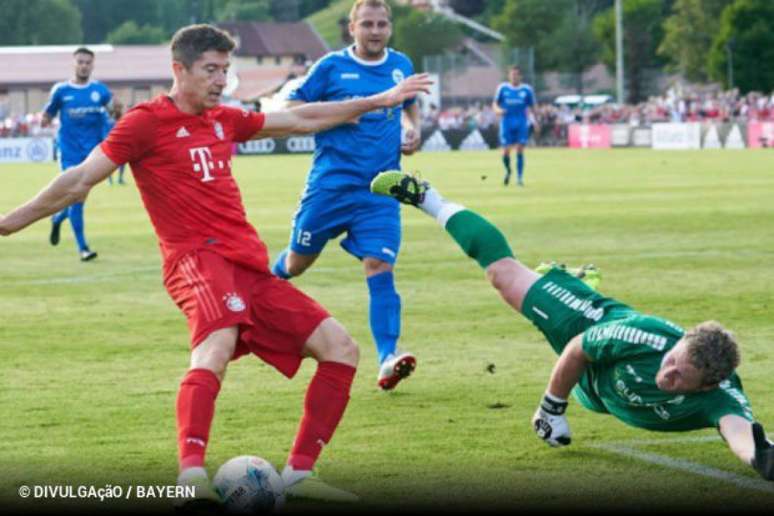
370,171,774,482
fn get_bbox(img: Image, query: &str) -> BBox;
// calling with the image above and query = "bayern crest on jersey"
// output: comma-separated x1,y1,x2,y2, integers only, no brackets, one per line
224,293,246,312
214,121,225,140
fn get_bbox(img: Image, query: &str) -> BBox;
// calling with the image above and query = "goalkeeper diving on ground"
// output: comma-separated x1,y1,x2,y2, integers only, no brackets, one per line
370,171,774,482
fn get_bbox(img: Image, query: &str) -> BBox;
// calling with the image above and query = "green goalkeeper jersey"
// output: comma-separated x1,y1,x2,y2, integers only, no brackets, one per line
574,313,754,431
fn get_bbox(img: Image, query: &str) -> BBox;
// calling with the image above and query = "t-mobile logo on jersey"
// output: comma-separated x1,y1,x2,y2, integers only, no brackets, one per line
189,146,228,182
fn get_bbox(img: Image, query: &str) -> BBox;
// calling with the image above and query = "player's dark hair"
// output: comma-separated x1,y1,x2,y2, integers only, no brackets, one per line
685,321,740,386
349,0,392,22
170,24,236,69
510,65,521,73
73,47,94,57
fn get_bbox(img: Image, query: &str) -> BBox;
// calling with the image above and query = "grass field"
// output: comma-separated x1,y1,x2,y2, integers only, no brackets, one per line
1,148,773,513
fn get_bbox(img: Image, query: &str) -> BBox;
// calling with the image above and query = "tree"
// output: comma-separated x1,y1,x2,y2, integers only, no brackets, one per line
106,21,167,45
391,8,463,72
593,0,667,103
0,0,82,45
216,0,272,22
548,0,605,94
708,0,774,92
658,0,734,82
492,0,571,71
448,0,487,17
73,0,162,43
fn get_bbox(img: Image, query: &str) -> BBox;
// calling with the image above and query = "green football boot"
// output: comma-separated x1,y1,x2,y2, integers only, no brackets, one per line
535,261,602,290
370,171,428,206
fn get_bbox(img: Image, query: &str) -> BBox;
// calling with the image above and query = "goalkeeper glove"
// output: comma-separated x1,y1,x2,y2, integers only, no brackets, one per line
752,422,774,481
532,393,572,447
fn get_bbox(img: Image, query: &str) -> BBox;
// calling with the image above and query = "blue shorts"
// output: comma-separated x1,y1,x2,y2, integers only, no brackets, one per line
289,187,401,264
499,122,530,147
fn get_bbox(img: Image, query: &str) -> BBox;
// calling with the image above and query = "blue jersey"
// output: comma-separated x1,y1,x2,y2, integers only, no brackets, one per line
494,82,534,127
44,81,112,167
289,46,415,190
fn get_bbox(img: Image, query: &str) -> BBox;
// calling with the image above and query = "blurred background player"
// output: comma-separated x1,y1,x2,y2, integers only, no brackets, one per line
492,66,536,187
371,171,774,482
271,0,421,391
102,99,126,186
42,47,112,261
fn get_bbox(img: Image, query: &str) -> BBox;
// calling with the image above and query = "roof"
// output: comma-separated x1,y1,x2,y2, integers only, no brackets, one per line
0,45,172,87
217,21,328,61
230,65,307,102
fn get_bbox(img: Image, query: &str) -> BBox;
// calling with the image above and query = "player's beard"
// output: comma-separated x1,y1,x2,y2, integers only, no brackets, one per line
360,39,387,59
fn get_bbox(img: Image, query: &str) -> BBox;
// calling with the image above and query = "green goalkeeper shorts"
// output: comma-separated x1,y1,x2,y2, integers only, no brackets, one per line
521,268,635,355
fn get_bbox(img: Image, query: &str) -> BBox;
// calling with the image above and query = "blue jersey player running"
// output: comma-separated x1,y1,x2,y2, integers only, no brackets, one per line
43,47,112,261
492,66,536,187
272,0,422,390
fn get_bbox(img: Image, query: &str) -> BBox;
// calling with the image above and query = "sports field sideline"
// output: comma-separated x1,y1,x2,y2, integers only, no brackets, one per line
1,148,772,512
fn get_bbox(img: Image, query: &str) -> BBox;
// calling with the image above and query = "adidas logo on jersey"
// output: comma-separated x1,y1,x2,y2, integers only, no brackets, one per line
176,126,190,138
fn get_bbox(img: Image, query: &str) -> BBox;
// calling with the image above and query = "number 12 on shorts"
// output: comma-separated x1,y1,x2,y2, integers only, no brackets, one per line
296,230,312,247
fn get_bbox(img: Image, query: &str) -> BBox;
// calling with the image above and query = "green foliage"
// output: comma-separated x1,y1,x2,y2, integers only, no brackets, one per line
305,0,352,48
216,0,272,22
0,0,82,45
492,0,571,71
105,21,167,45
708,0,774,92
73,0,163,43
392,8,464,72
491,0,605,83
593,0,667,103
658,0,734,81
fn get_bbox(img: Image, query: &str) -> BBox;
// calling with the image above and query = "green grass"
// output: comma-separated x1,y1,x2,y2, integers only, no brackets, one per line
306,0,352,49
1,149,773,512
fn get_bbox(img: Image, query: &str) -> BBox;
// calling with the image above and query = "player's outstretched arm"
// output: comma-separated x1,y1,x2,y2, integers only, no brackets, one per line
532,335,589,448
0,148,116,236
719,415,774,480
256,73,433,138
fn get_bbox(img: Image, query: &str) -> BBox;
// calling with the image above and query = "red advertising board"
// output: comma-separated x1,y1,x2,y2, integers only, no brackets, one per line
568,124,612,148
747,122,774,148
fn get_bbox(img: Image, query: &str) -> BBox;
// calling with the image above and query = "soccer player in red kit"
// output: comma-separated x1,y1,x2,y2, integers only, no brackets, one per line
0,24,431,508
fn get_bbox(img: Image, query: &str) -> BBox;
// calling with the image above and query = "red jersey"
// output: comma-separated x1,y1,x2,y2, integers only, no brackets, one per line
100,95,268,275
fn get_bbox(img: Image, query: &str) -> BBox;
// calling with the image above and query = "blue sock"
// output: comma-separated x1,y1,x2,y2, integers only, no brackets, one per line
53,207,68,225
517,153,525,181
68,202,89,252
502,154,512,176
366,271,401,364
272,248,292,279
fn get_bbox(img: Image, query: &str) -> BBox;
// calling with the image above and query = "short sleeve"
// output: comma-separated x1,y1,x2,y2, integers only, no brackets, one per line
703,379,754,427
288,58,330,103
102,84,113,106
493,84,504,106
223,108,266,143
43,84,62,118
100,107,157,165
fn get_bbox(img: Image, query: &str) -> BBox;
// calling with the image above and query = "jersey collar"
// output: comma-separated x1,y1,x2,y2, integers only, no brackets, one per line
67,80,94,89
347,45,389,67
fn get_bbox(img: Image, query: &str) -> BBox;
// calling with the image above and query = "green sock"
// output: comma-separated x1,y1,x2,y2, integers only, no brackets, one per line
444,210,514,269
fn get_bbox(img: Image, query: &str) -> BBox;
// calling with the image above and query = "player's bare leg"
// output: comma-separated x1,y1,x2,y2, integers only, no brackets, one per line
276,249,320,278
363,257,416,391
175,326,238,511
280,317,360,503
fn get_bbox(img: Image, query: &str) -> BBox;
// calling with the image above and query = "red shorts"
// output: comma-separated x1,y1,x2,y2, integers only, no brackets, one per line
164,250,330,378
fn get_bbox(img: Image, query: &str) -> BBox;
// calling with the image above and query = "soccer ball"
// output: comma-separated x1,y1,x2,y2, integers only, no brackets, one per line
213,455,285,514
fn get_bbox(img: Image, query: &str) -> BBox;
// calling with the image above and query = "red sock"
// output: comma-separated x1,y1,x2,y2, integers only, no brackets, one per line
288,361,356,471
176,368,221,472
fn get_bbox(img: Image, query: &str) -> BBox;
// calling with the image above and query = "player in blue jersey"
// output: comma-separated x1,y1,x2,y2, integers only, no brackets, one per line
492,66,536,187
272,0,422,391
42,47,112,261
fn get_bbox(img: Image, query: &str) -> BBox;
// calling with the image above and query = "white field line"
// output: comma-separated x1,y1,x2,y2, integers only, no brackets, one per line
591,436,774,494
7,266,159,285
